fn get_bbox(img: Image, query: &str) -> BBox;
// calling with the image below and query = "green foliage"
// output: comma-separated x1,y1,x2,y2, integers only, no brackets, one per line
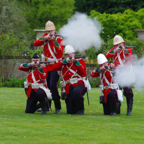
1,78,26,87
89,80,96,88
0,31,28,56
90,9,144,41
0,0,31,47
17,0,75,31
0,76,4,87
74,0,144,15
28,47,43,58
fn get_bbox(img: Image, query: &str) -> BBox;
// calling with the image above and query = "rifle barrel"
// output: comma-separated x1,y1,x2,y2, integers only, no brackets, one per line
50,34,62,37
125,46,136,49
40,61,50,64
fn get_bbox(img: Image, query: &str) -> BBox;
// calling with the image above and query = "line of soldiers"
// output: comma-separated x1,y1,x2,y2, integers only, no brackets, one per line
19,21,134,116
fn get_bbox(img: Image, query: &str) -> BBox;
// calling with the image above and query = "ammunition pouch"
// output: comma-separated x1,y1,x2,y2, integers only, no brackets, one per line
60,81,66,88
61,90,67,100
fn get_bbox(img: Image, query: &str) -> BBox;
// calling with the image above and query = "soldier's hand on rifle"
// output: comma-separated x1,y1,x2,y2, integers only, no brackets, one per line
66,57,72,63
31,61,37,67
114,47,121,53
99,66,106,72
44,34,51,41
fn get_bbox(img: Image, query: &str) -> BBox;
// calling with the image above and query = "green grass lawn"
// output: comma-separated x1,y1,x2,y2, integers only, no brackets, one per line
0,88,144,144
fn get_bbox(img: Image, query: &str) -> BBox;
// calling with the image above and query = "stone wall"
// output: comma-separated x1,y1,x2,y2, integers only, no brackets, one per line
0,56,100,84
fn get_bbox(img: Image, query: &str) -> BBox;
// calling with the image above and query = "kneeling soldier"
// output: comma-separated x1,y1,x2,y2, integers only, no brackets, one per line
19,53,52,115
90,54,121,116
53,45,87,115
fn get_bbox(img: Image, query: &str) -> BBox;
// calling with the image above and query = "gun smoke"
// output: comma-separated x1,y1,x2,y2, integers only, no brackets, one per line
114,54,144,91
58,12,103,52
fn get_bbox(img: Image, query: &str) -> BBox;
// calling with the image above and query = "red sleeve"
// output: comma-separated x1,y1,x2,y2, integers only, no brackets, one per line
33,33,47,47
106,47,116,58
53,58,65,71
18,63,30,72
90,69,100,77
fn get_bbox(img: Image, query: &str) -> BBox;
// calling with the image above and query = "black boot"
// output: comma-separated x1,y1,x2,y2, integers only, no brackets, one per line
77,110,84,115
116,102,121,114
41,101,47,115
126,98,133,116
54,99,61,114
75,100,84,115
110,104,117,116
36,103,42,112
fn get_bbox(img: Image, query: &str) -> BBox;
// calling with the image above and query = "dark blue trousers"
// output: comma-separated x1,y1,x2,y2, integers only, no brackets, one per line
25,89,46,113
46,71,60,100
46,71,61,110
65,84,87,114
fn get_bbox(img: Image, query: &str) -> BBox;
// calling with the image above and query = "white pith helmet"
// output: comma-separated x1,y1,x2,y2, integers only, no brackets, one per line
97,54,108,65
65,45,75,54
113,35,125,45
45,21,55,31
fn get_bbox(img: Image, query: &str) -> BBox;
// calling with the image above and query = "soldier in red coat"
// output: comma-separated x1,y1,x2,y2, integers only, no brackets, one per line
19,53,52,115
53,45,87,115
106,35,134,116
90,54,121,116
33,21,64,114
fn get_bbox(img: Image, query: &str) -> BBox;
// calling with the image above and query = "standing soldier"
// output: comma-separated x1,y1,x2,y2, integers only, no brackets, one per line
106,35,134,116
33,21,64,114
53,45,87,115
19,53,52,115
90,54,121,116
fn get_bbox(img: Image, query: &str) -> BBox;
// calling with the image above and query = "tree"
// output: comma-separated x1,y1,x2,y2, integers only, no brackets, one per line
0,0,31,46
90,9,144,41
74,0,144,15
17,0,75,30
0,31,28,81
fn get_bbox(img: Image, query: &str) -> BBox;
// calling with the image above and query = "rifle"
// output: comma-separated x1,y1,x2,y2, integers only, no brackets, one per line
119,45,136,50
49,34,62,37
104,65,115,70
69,55,88,60
35,61,50,64
104,65,115,74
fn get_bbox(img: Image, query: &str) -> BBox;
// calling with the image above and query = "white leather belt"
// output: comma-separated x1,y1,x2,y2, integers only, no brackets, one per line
24,81,44,89
99,83,119,91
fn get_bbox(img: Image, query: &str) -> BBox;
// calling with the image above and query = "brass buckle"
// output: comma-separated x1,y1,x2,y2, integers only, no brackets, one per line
105,86,109,89
67,80,70,84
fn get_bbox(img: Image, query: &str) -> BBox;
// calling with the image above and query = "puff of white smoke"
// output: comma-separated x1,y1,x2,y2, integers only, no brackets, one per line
114,55,144,91
58,12,103,52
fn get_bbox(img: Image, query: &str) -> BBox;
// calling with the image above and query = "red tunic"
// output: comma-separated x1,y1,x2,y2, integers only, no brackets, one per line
106,46,132,66
53,58,86,94
90,68,116,103
33,32,64,71
19,63,47,97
